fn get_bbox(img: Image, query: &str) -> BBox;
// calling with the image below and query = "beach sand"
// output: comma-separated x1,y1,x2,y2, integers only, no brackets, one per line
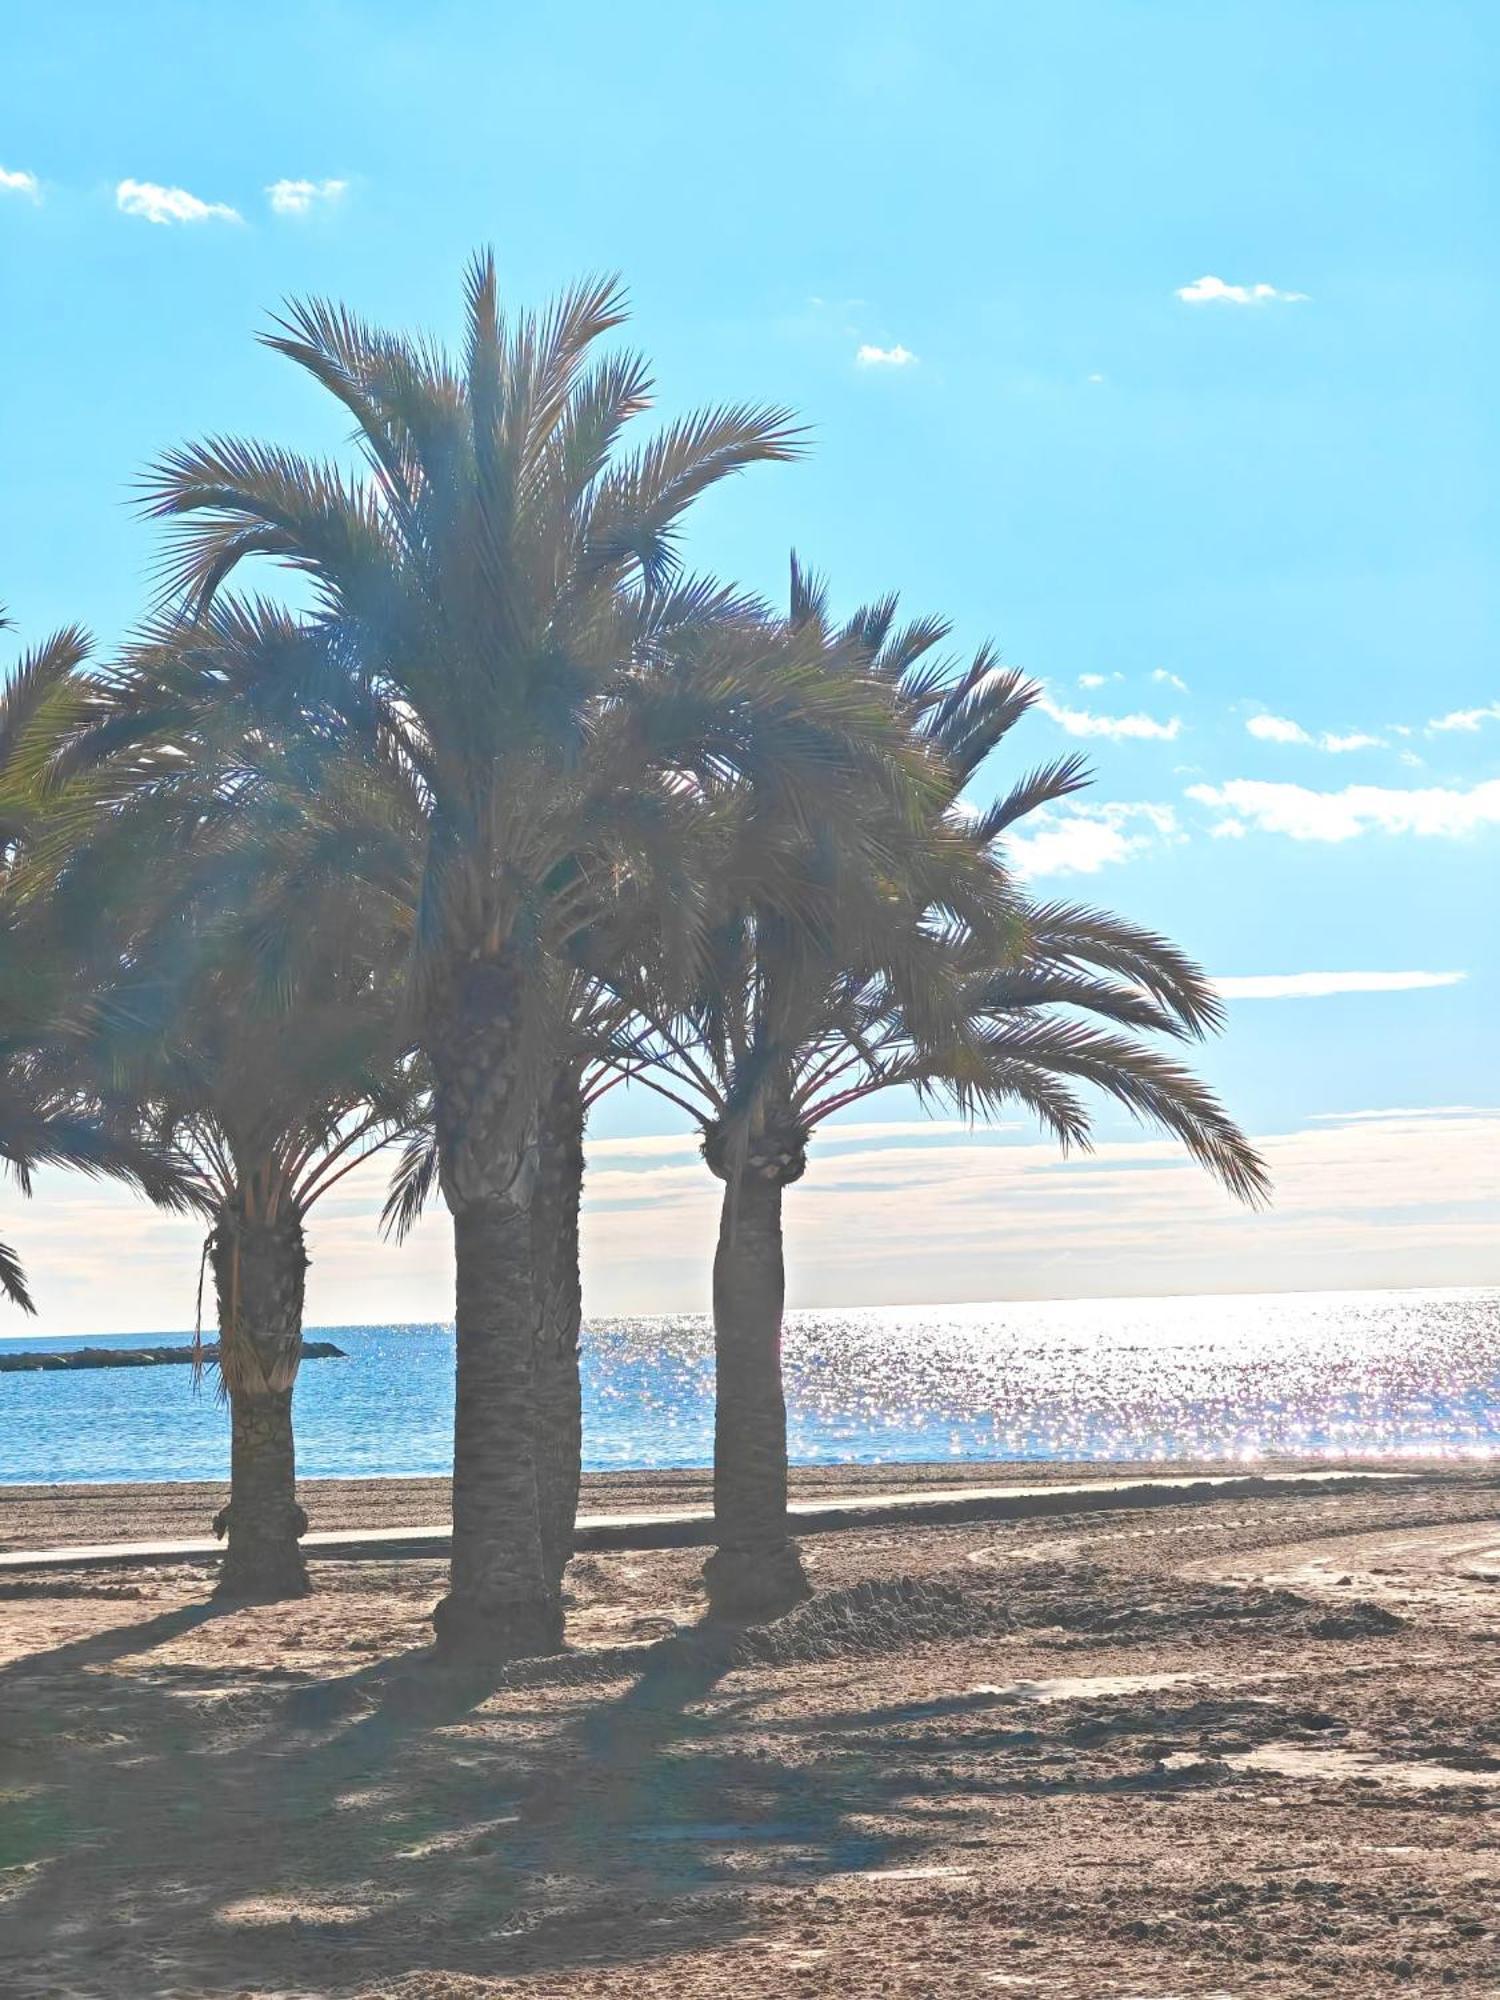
2,1463,1498,1995
0,1455,1422,1551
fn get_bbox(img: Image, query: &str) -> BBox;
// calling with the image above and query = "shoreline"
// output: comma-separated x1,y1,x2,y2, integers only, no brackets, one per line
0,1452,1477,1553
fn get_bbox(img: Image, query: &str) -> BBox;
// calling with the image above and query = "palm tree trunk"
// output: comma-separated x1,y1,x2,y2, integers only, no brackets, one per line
429,962,561,1661
533,1062,585,1598
703,1166,811,1622
209,1207,310,1601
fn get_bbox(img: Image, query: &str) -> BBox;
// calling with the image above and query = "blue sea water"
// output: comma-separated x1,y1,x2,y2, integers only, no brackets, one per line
2,1287,1497,1486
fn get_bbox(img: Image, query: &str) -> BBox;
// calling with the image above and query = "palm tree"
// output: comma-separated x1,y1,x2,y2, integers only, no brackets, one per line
40,603,422,1597
621,568,1271,1621
1,613,194,1314
108,896,417,1600
139,260,924,1656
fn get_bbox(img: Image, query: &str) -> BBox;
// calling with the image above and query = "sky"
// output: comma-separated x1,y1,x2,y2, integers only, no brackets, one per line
2,0,1496,1333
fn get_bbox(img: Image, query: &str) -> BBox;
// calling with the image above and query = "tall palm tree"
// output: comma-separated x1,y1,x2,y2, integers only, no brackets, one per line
140,260,924,1656
622,568,1271,1621
0,614,194,1313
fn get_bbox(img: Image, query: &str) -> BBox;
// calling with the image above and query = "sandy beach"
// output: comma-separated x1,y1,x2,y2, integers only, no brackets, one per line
2,1461,1498,1997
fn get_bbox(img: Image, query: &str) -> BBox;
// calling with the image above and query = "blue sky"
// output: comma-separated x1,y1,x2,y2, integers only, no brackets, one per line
2,1,1496,1329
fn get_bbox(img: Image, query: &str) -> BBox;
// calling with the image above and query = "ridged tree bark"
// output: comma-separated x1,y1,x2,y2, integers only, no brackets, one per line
533,1062,585,1598
702,1114,813,1622
430,960,561,1661
209,1206,310,1601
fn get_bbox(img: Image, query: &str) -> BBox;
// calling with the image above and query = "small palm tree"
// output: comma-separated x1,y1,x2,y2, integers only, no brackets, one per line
46,604,422,1597
113,912,417,1600
622,568,1270,1621
1,614,194,1313
140,262,924,1656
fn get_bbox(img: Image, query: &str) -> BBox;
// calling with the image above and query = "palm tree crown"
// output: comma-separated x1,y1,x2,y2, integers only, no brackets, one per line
622,562,1269,1202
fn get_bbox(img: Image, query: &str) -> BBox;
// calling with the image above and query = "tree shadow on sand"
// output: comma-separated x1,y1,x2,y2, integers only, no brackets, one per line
0,1563,1319,1995
0,1576,1009,1993
0,1593,231,1688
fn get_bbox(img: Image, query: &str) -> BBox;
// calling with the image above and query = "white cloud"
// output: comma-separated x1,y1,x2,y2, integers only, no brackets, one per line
1186,776,1500,842
1038,693,1181,742
1247,713,1310,745
855,343,916,367
0,165,40,201
1076,672,1123,690
1428,701,1500,734
1006,801,1178,877
1086,372,1106,385
1212,971,1466,1001
1152,669,1189,693
266,177,347,217
116,178,241,225
1246,713,1383,753
1176,275,1309,306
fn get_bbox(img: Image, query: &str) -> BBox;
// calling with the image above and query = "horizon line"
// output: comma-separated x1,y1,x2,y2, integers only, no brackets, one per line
6,1276,1496,1343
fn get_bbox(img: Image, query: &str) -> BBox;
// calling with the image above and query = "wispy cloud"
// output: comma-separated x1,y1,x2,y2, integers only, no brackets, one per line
1246,713,1383,753
1307,1105,1488,1124
116,179,240,225
1428,701,1500,734
1038,693,1181,742
855,342,916,368
1212,971,1466,1001
0,165,40,201
1152,669,1189,693
1006,802,1178,877
586,1118,995,1163
1175,275,1309,306
18,1105,1499,1330
1186,777,1500,842
266,177,347,217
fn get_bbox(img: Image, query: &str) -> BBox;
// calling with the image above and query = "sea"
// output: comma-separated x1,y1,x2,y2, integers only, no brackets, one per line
1,1287,1497,1487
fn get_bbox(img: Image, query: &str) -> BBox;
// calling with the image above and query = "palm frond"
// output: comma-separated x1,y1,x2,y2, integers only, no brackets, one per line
380,1129,440,1241
1021,901,1226,1037
140,436,395,617
585,403,806,591
788,551,829,630
0,1235,35,1313
974,754,1093,843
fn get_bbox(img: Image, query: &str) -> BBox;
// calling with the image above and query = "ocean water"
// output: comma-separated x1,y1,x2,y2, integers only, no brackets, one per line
1,1287,1497,1487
